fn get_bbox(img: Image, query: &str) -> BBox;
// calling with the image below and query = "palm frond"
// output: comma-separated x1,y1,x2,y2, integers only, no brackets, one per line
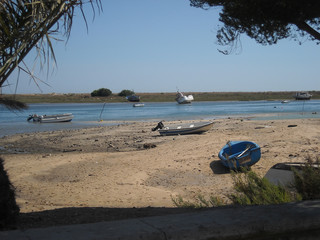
0,0,102,91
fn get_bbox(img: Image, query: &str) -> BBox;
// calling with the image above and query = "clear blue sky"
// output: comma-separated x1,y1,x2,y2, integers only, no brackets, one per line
4,0,320,94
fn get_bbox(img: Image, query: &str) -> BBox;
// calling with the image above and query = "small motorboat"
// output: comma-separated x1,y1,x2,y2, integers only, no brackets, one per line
175,91,194,104
264,162,319,187
152,121,213,136
133,103,144,107
27,113,73,123
126,95,140,102
218,141,261,170
293,92,312,100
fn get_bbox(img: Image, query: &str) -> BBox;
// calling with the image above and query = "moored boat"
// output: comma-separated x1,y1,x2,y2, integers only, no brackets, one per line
126,95,140,102
152,121,213,136
293,92,312,100
175,91,194,104
218,141,261,170
133,103,144,107
27,113,73,123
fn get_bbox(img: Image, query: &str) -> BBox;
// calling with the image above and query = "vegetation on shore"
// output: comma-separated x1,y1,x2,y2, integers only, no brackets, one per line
3,91,320,104
173,156,320,208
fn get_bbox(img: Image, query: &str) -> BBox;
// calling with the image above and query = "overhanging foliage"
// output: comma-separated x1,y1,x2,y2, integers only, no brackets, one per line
0,0,102,109
190,0,320,53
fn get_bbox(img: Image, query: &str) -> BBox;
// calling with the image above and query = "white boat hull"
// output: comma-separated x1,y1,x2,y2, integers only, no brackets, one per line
158,121,213,136
28,113,73,123
133,103,144,107
176,95,194,104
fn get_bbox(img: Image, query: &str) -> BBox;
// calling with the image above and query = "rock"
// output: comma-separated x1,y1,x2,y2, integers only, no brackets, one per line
143,143,156,149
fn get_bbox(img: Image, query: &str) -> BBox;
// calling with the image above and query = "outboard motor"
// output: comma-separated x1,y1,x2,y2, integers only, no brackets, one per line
27,115,34,121
152,121,164,131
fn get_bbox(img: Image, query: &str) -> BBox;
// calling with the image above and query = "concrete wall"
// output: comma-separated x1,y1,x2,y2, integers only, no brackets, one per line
1,200,320,240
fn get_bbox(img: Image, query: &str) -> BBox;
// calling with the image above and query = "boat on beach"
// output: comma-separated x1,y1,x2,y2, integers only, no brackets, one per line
264,162,319,187
152,121,213,136
218,141,261,170
27,113,73,123
175,91,194,104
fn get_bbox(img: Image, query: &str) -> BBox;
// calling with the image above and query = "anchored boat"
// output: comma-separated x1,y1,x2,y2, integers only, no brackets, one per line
27,113,73,123
293,92,312,100
175,91,194,104
126,95,141,102
133,103,144,107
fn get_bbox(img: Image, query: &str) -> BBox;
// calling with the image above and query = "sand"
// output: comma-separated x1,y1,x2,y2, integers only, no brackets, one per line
1,117,320,228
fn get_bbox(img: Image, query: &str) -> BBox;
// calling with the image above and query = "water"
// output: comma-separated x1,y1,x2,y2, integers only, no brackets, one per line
0,100,319,137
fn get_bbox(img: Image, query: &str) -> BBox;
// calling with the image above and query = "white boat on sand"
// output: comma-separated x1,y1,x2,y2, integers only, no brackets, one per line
27,113,73,123
175,91,194,104
152,121,213,136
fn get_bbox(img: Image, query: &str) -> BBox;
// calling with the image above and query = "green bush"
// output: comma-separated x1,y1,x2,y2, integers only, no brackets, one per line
172,169,300,208
229,169,300,205
172,195,224,208
293,156,320,200
91,88,112,97
118,90,135,97
0,158,20,230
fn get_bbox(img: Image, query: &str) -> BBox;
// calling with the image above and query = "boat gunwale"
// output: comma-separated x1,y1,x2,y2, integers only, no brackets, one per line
218,141,261,169
158,121,213,135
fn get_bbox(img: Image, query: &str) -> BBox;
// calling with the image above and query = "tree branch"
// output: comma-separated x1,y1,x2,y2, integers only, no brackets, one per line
294,21,320,41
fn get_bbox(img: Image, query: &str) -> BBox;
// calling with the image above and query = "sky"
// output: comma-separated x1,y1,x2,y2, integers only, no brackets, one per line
4,0,320,94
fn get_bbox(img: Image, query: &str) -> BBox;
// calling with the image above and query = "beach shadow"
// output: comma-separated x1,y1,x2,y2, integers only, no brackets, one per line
210,160,231,175
17,207,199,230
210,161,253,175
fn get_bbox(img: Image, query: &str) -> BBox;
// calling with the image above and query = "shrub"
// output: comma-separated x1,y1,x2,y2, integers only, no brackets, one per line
91,88,112,97
118,90,135,97
172,195,224,208
0,158,20,230
292,156,320,200
172,169,300,208
229,169,300,205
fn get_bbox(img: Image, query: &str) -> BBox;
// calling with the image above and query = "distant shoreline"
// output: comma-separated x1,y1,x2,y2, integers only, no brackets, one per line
2,91,319,104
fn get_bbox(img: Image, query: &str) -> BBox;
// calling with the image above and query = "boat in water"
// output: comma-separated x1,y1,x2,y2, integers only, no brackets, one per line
27,113,73,123
293,92,312,100
133,103,144,107
126,95,140,102
152,121,213,136
218,141,261,170
175,91,194,104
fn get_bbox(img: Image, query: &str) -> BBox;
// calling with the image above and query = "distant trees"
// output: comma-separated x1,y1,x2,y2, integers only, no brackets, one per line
91,88,112,97
118,90,135,97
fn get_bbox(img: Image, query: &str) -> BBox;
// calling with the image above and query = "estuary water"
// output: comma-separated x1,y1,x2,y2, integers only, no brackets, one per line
0,100,319,137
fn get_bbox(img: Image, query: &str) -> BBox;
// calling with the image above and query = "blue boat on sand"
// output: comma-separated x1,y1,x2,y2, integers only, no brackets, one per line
218,141,261,170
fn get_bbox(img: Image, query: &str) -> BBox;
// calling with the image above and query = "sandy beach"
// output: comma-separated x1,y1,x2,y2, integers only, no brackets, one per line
1,117,320,228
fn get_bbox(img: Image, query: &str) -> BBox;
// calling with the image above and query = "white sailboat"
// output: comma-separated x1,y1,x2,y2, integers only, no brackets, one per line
175,91,194,104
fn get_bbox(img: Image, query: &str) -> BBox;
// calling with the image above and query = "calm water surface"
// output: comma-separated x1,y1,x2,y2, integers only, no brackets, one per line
0,100,319,137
